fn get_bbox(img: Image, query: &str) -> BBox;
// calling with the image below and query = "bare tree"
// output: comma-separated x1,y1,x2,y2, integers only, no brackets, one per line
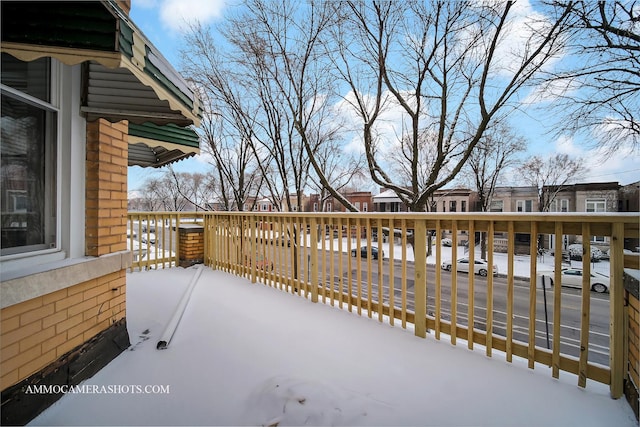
168,168,217,211
308,136,367,212
466,123,527,212
330,0,574,213
181,23,266,211
464,122,526,258
543,1,640,153
520,153,584,212
139,173,190,211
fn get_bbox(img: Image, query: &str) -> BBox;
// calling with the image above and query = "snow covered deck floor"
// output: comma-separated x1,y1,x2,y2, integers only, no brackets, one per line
31,266,637,426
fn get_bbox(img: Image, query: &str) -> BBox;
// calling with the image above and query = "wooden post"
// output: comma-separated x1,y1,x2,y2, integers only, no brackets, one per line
610,222,625,399
310,217,319,303
414,219,427,338
578,223,592,388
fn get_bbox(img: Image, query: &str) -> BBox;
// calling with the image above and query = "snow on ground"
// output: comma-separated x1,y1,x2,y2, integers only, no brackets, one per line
324,236,611,278
31,266,636,426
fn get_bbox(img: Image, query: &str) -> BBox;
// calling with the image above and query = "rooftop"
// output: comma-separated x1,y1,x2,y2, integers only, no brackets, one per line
30,266,636,426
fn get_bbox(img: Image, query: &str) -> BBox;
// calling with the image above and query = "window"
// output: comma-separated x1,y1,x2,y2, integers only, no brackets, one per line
1,55,57,256
586,199,606,212
449,201,457,212
362,202,368,212
560,199,568,212
355,201,360,210
313,202,318,212
461,200,466,212
517,200,533,212
489,200,503,212
326,202,332,212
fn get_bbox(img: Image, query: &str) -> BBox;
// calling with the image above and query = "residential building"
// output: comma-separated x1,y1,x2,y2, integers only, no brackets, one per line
0,1,201,423
308,191,373,213
545,182,622,253
619,181,640,251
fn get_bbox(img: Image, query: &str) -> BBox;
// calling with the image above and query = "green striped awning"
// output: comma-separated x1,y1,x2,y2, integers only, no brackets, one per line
128,122,200,168
1,0,202,166
1,0,201,127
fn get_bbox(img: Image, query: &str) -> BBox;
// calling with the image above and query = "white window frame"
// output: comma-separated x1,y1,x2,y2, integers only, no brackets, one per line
362,202,368,212
585,199,606,213
517,200,533,212
1,59,85,273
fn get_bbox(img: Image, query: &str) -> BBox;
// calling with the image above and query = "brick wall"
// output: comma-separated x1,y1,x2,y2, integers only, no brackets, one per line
179,225,204,267
86,119,128,256
0,271,126,390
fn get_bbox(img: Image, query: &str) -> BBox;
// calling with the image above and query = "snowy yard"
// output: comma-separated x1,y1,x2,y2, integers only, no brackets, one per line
30,266,636,426
318,236,613,278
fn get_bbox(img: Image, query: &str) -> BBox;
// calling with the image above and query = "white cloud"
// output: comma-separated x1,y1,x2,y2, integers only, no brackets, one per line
554,135,582,157
501,4,561,73
159,0,226,33
551,135,640,185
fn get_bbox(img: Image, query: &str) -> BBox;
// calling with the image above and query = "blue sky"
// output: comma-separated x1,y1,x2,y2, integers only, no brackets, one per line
127,0,639,194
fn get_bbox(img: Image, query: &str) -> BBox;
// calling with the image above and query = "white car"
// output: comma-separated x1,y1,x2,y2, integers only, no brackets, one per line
567,244,603,261
441,258,498,277
544,268,609,293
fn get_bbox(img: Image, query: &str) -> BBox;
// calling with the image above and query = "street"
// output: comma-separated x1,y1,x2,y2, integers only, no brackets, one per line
271,246,611,366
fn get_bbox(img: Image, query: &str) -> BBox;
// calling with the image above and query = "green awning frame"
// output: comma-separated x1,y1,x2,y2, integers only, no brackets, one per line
1,1,202,167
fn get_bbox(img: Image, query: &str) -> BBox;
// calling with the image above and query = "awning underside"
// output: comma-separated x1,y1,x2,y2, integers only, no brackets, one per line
1,0,202,167
128,143,197,168
128,122,200,168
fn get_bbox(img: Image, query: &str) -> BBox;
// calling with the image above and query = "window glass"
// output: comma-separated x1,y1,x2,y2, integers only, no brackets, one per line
1,56,56,255
586,199,606,212
489,200,503,212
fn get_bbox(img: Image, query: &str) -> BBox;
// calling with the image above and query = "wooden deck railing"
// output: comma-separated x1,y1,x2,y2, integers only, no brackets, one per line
128,211,639,399
127,212,204,270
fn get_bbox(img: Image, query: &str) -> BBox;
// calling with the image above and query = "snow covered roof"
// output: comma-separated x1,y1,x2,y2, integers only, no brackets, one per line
373,189,401,203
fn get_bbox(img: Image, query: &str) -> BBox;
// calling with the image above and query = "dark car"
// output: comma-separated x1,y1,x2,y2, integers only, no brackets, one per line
351,246,383,260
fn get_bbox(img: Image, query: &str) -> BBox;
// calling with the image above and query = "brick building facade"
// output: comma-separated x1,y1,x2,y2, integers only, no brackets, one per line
0,1,201,423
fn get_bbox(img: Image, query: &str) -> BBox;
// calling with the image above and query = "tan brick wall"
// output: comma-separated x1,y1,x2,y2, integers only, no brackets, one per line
629,293,639,389
0,270,126,390
86,119,128,257
179,227,204,267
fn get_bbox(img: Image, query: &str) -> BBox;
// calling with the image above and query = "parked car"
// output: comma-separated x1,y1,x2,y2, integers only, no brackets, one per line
567,244,603,261
543,268,609,293
351,246,383,260
441,258,498,276
441,238,452,247
141,221,156,233
141,233,156,244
